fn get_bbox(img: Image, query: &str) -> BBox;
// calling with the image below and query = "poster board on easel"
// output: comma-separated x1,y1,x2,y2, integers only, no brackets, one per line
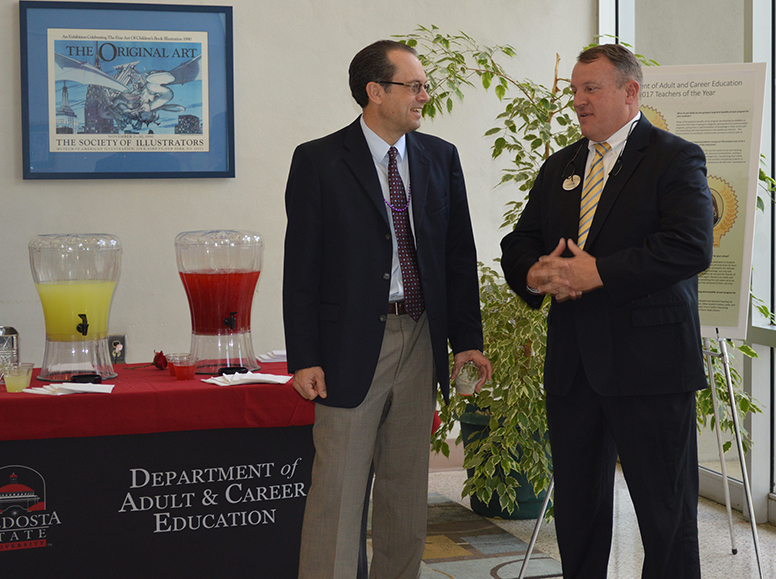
640,64,768,577
639,63,766,340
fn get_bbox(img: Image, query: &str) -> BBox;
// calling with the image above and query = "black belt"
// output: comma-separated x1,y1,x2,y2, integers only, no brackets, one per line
387,301,407,315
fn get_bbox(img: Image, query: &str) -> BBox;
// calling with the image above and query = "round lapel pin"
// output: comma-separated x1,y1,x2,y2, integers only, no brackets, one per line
563,175,581,191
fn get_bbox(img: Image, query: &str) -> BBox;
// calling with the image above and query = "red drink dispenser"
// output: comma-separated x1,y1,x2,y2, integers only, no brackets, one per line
175,230,264,374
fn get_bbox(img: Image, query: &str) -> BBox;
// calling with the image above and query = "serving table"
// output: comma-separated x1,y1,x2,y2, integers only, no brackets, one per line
0,362,315,578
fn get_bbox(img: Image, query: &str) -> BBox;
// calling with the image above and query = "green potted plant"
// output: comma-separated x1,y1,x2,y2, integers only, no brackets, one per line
453,270,552,518
396,26,578,518
398,26,763,519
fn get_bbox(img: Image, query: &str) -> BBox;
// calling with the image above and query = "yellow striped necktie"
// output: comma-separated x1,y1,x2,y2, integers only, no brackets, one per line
578,142,611,249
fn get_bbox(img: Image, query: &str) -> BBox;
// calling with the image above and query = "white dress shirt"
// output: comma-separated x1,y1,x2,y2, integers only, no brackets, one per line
582,111,641,190
360,116,416,302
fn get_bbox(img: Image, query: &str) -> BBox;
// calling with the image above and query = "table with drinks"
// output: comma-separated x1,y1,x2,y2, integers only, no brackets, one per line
0,362,316,578
1,230,320,577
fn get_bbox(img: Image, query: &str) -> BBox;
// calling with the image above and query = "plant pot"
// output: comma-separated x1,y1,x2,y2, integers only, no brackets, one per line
460,412,547,520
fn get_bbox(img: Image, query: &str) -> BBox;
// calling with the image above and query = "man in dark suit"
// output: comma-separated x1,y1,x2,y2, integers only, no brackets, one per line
283,40,492,579
501,44,713,578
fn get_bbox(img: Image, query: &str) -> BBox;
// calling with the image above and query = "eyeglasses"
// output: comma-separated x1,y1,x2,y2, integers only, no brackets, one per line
378,80,431,95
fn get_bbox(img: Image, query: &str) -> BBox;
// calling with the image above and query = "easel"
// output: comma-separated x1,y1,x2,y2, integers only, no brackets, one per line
516,332,764,579
517,475,553,579
703,332,764,579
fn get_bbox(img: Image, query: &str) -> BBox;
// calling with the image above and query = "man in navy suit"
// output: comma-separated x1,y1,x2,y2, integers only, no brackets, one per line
283,40,492,579
501,44,713,578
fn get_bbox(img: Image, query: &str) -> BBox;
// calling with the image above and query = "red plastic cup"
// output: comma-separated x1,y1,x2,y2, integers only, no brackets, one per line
166,353,186,376
173,355,198,380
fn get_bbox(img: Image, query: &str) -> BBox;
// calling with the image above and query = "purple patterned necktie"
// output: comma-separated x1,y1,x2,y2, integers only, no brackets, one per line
388,146,425,321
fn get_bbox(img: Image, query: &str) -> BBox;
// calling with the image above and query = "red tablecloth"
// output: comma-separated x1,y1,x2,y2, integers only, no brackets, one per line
0,362,315,441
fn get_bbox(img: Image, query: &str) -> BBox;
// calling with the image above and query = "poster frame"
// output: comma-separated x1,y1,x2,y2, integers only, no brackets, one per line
20,1,235,179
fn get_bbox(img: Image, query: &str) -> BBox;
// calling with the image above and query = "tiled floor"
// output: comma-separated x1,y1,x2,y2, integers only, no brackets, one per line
428,466,776,578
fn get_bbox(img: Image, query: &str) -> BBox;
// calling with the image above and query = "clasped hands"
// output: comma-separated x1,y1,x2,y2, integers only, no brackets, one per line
526,238,603,302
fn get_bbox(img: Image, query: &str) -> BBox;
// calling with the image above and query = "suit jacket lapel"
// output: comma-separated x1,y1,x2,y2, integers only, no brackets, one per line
342,118,390,227
406,132,430,234
585,116,650,248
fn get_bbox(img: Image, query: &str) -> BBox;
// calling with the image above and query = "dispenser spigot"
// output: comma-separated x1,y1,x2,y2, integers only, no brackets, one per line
77,314,89,336
223,311,237,330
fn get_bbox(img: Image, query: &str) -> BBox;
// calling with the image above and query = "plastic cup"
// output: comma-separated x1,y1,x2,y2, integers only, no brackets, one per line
455,361,479,396
5,363,34,393
173,355,198,380
166,353,186,377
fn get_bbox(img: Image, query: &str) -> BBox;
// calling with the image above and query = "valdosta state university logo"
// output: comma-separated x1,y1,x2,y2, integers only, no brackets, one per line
0,465,61,551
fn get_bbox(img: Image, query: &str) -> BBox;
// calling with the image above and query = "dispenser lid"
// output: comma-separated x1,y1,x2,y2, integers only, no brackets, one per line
29,234,122,284
29,234,122,253
174,230,264,248
175,230,264,273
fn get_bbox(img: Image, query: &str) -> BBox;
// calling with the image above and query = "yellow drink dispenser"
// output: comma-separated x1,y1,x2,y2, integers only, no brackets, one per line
29,234,121,381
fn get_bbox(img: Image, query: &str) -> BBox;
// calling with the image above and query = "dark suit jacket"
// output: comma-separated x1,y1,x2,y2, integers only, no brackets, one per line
283,117,484,408
501,116,714,397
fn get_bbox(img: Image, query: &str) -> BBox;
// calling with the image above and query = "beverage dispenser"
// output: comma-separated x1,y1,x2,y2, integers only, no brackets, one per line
175,230,264,374
29,234,121,381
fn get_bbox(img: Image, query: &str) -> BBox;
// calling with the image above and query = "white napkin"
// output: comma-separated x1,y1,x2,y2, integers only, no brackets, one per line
24,383,115,395
258,349,287,363
201,371,291,386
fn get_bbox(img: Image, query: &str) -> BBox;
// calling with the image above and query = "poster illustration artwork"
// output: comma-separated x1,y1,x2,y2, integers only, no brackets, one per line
48,28,210,153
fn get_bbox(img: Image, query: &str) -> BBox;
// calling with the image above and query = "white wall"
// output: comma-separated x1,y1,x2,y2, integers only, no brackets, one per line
635,0,744,65
0,0,594,365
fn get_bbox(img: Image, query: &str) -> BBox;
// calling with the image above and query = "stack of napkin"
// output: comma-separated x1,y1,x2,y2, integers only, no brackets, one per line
202,371,291,386
258,350,287,363
24,383,115,395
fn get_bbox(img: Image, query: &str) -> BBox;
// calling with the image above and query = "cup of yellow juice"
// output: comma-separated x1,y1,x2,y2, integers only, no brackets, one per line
5,363,34,393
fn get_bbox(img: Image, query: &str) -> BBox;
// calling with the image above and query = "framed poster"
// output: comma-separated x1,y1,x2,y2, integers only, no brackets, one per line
20,1,235,179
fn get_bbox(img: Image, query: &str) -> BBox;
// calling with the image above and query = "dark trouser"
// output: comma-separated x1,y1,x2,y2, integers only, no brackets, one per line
546,367,701,579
